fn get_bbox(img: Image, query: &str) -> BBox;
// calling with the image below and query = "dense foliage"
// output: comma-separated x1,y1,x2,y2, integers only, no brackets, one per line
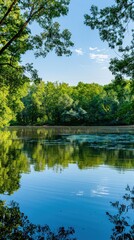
0,77,133,127
0,0,73,128
0,0,73,61
15,80,134,126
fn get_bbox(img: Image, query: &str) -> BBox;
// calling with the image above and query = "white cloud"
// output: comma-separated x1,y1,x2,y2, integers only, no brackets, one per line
89,47,107,53
89,47,98,51
74,48,84,56
101,66,108,70
89,53,109,63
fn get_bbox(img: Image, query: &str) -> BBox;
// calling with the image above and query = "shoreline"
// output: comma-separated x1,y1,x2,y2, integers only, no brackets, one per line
7,125,134,134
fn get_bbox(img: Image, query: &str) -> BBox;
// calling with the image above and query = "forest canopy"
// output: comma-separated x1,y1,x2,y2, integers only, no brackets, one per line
13,81,134,126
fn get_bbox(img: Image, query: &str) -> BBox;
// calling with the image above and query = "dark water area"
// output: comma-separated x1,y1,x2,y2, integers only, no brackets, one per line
0,126,134,239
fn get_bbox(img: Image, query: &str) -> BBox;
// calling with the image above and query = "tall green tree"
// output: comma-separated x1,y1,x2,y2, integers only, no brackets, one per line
0,87,12,128
104,79,134,124
84,0,134,81
0,0,73,128
0,65,30,127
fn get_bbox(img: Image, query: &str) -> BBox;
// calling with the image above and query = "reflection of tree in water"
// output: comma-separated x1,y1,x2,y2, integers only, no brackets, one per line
0,200,76,240
23,140,134,172
0,131,30,195
12,127,63,141
105,149,134,170
12,127,134,171
106,186,134,240
0,129,134,195
23,141,105,171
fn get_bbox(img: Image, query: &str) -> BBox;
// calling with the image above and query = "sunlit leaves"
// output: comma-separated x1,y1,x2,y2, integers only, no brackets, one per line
16,80,134,126
0,87,12,128
0,0,73,59
84,0,134,79
0,66,30,127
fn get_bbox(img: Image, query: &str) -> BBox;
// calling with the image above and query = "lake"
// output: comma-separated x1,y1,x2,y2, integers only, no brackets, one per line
0,126,134,239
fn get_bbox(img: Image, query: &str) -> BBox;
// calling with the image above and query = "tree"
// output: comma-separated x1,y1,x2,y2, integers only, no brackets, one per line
84,0,134,81
0,0,73,66
0,66,30,128
72,82,108,125
104,79,134,124
20,81,47,125
15,80,134,126
0,87,12,128
0,1,74,128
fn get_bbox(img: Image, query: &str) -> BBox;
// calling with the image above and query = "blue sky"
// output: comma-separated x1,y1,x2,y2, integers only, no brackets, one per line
22,0,119,86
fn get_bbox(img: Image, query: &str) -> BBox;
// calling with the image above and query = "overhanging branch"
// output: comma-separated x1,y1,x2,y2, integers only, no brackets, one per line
0,0,18,26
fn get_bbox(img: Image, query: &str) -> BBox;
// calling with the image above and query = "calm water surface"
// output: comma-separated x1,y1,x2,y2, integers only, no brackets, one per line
0,126,134,239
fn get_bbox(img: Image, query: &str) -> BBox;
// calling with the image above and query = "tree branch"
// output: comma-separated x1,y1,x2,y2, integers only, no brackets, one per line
0,17,31,55
0,0,18,26
0,62,21,70
0,5,44,56
125,1,134,8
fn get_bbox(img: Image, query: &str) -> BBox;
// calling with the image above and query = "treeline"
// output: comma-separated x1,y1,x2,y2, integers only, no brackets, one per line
13,79,134,126
0,74,134,128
